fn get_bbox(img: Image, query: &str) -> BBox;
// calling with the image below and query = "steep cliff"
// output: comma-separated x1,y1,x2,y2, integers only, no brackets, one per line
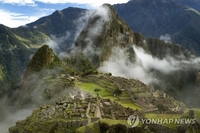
72,4,199,106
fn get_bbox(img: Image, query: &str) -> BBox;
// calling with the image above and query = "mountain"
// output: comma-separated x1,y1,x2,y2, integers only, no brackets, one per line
0,26,47,96
114,0,200,55
27,7,86,36
0,7,86,95
176,0,200,11
4,2,199,112
6,4,200,133
73,4,200,107
26,7,87,50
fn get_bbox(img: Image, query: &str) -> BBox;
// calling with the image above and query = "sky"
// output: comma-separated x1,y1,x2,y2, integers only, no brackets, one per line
0,0,129,28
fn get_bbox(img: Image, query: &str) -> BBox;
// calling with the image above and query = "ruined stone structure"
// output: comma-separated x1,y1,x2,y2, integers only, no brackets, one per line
9,97,142,133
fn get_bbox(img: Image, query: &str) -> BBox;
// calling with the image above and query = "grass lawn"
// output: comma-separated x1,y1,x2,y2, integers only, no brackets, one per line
183,108,200,118
78,82,143,110
100,119,127,126
78,82,110,96
118,101,143,110
145,113,183,129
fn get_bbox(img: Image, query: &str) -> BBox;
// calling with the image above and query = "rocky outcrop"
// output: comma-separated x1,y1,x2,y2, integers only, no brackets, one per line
24,45,60,76
73,4,200,107
21,45,61,88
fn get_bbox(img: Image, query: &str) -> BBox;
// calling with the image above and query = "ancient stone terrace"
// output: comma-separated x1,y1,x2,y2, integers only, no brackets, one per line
37,97,141,122
77,75,186,114
9,96,145,133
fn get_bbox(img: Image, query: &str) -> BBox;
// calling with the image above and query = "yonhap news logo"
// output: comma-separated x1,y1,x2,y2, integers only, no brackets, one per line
127,115,140,128
127,115,196,128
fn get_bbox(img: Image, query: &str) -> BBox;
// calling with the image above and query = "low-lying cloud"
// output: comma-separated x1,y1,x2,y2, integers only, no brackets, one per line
98,45,200,85
46,10,91,57
159,34,171,43
0,108,33,133
57,5,111,59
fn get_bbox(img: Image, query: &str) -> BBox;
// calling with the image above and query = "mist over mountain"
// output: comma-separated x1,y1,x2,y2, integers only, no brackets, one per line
114,0,200,55
26,7,87,51
0,7,86,96
0,2,200,133
72,4,200,107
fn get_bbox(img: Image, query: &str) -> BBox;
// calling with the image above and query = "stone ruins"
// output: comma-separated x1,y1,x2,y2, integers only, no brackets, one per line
9,96,145,133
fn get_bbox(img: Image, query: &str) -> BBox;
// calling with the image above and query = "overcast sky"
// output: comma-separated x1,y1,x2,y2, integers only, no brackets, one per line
0,0,129,28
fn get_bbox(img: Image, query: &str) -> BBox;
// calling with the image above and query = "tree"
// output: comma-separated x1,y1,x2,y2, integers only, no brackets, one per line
156,104,168,112
113,88,122,97
113,88,122,101
189,110,196,118
100,122,109,133
94,88,101,97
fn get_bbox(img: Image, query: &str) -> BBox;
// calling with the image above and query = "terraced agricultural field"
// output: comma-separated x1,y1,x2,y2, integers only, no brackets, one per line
77,75,143,110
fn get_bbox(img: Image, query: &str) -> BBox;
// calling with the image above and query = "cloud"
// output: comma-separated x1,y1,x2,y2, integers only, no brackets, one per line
0,0,129,6
0,0,36,6
77,5,111,58
0,0,128,27
98,46,200,85
0,9,48,27
0,108,33,133
159,34,171,43
46,9,91,57
98,46,158,84
48,5,111,59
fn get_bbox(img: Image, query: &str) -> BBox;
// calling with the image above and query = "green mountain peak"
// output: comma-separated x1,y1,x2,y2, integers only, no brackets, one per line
24,45,60,77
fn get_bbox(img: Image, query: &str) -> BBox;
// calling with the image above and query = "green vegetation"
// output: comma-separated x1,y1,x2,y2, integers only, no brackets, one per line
156,103,168,112
100,119,127,126
4,4,200,133
76,122,99,133
146,113,183,128
113,88,122,97
78,81,143,110
145,109,200,129
76,119,127,133
65,52,97,76
27,45,61,72
182,108,200,118
0,65,4,81
78,82,110,96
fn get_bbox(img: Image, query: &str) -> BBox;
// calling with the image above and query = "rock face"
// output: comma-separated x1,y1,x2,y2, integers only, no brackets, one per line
73,4,200,107
74,4,192,65
114,0,200,55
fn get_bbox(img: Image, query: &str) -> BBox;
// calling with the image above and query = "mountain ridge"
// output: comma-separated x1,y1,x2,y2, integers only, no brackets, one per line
114,0,200,55
0,4,200,133
0,7,86,94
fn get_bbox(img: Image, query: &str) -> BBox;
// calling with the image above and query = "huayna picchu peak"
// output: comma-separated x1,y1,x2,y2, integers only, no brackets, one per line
0,2,200,133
